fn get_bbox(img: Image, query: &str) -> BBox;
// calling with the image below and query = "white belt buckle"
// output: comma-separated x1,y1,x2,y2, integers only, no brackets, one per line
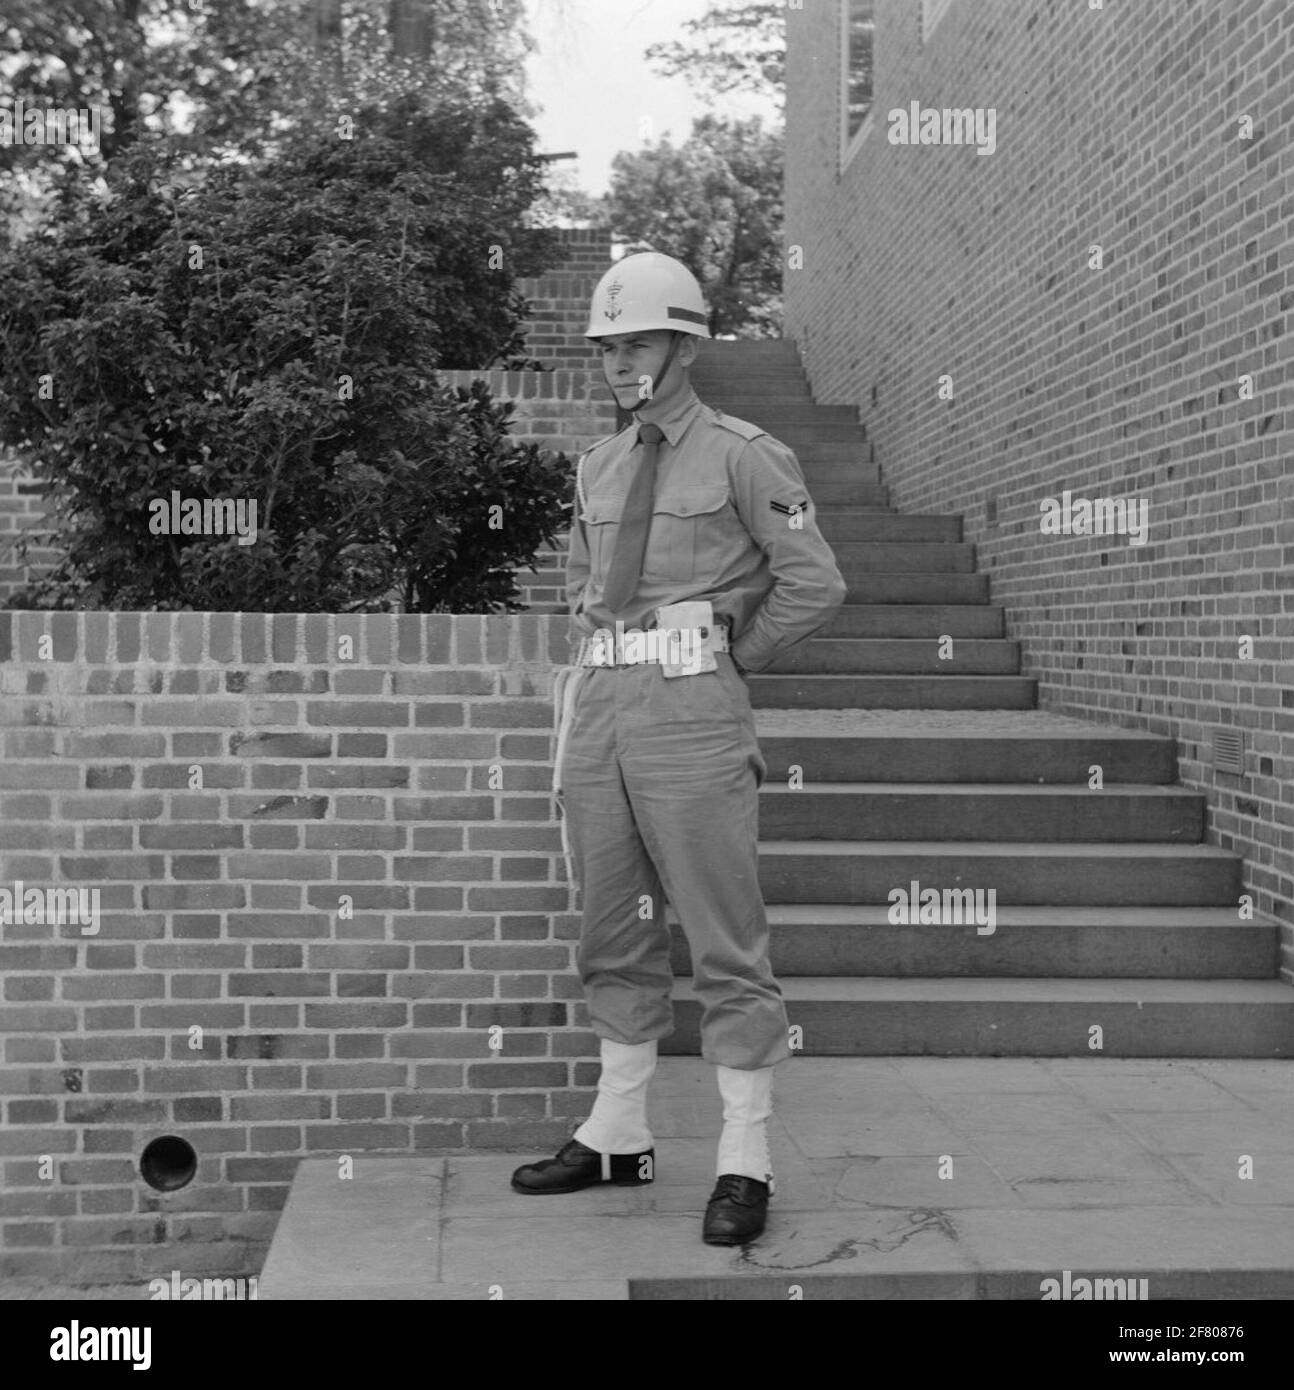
656,601,719,679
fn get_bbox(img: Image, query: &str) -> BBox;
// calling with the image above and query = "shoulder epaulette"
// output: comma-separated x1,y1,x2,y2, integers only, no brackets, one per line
708,410,768,442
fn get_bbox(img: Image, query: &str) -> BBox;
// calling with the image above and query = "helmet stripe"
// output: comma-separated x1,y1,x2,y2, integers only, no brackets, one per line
667,306,709,325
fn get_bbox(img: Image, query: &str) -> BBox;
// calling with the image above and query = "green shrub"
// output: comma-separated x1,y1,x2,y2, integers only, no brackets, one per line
0,92,571,612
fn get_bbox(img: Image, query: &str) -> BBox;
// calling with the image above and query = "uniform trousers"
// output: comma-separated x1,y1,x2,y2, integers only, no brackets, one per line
560,652,790,1071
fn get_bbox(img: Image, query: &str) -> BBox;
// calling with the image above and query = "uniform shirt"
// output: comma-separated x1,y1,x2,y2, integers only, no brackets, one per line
566,385,848,673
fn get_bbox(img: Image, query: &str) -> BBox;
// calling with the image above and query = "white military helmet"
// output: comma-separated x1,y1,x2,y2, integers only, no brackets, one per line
585,252,712,339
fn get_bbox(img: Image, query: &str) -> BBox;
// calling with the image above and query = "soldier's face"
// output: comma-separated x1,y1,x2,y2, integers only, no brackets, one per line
599,330,684,405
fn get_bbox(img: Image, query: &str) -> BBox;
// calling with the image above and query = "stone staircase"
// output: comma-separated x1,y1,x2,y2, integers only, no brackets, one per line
644,339,1293,1059
508,259,1291,1053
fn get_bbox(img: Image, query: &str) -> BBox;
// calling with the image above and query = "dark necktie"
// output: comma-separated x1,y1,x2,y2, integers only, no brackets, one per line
602,422,664,612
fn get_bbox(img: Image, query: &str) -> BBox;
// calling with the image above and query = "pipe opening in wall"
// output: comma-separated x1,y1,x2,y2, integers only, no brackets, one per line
139,1135,198,1192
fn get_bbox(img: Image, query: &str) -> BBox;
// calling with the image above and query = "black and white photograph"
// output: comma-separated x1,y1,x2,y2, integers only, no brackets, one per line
0,0,1291,1355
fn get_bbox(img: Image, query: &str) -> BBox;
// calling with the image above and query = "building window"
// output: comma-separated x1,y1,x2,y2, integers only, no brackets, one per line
840,0,874,170
920,0,955,45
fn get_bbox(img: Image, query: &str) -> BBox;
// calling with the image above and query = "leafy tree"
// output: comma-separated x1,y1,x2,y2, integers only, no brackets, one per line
0,93,571,612
0,0,534,244
602,114,783,337
644,1,786,109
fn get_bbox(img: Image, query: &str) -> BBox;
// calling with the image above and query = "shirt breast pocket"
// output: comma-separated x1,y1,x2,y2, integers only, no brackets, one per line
644,486,731,583
580,496,623,575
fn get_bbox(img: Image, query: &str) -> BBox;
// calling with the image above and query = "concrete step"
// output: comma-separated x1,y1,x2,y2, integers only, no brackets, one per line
692,364,807,381
699,340,801,361
748,673,1035,708
690,376,814,397
632,1268,1294,1300
818,511,962,542
825,542,977,574
840,573,989,602
667,906,1279,979
754,841,1242,905
713,403,861,425
812,482,890,506
760,423,867,444
750,720,1179,783
767,638,1019,674
790,443,874,462
823,604,1003,637
806,467,883,489
663,977,1294,1057
801,462,881,483
754,782,1203,841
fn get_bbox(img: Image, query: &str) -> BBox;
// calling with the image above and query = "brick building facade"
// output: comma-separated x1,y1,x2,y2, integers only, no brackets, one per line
784,0,1293,928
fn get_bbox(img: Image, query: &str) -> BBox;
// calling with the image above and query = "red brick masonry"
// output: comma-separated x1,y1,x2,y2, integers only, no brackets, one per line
0,611,594,1282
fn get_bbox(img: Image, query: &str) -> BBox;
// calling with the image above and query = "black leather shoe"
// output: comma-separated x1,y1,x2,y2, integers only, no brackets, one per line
702,1173,770,1244
510,1138,655,1195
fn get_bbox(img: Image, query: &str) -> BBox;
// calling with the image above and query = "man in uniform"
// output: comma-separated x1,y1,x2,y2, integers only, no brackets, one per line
510,252,847,1244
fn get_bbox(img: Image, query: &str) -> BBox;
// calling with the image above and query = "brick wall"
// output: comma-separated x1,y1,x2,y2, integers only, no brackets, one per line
519,275,605,368
536,226,617,276
785,0,1294,930
515,226,615,369
0,610,595,1282
0,448,55,606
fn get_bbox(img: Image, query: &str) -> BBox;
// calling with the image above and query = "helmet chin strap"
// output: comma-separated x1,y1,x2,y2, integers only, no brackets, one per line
628,331,683,412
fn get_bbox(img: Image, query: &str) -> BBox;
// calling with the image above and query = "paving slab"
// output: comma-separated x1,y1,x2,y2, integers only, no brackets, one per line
1156,1154,1294,1205
888,1057,1062,1092
1105,1110,1294,1152
835,1156,1017,1208
259,1156,444,1296
1004,1176,1203,1209
257,1055,1294,1300
788,1113,972,1158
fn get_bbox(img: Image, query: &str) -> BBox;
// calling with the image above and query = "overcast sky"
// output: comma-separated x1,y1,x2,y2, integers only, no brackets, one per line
523,0,778,196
